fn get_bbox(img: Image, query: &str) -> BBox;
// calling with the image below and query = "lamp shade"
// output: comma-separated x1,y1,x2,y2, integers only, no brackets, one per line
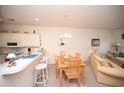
117,43,121,46
7,53,16,59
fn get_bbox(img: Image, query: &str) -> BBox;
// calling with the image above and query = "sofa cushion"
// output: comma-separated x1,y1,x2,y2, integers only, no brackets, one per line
103,58,112,67
97,66,124,79
105,51,114,60
94,54,110,67
107,62,113,68
105,58,123,70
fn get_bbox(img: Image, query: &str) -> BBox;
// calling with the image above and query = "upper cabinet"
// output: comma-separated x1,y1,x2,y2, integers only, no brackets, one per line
0,33,7,47
0,33,40,47
22,34,40,47
6,33,22,42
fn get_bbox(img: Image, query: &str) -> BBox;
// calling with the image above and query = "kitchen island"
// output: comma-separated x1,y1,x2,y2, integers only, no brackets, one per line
0,52,44,87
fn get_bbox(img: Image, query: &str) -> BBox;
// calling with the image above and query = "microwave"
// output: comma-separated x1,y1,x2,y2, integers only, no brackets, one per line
7,42,22,47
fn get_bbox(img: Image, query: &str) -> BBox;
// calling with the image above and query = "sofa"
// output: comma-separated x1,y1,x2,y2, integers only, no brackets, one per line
105,51,124,68
89,53,124,86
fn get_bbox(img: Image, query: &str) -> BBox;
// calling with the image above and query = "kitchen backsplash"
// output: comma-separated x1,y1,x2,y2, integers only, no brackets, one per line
0,47,43,63
0,47,39,55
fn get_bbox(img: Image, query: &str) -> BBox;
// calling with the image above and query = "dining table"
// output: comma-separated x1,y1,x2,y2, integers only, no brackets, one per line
58,55,86,85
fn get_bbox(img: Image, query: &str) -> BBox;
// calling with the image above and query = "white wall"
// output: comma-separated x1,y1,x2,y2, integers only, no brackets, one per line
114,28,124,52
4,24,115,64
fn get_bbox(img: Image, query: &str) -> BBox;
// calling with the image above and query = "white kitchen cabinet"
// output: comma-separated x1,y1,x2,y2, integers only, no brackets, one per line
0,33,40,47
0,33,22,47
6,33,22,42
0,33,7,47
22,34,40,47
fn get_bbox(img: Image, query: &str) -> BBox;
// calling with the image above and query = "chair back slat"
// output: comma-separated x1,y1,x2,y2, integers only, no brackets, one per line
67,59,81,77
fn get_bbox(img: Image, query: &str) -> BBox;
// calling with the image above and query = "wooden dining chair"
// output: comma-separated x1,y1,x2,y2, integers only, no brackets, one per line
60,50,66,56
59,50,66,61
60,50,65,54
53,54,59,79
65,59,81,86
69,58,81,62
75,52,81,59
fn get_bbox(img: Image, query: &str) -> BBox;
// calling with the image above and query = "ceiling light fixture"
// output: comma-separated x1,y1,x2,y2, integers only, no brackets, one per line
7,18,15,22
60,34,72,39
35,18,39,21
59,33,72,46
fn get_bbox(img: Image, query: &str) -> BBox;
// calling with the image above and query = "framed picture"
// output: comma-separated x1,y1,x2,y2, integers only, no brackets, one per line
91,39,100,46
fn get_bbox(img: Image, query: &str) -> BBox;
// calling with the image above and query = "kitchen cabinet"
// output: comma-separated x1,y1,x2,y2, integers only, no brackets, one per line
0,33,40,47
6,33,22,42
0,33,7,47
22,34,40,47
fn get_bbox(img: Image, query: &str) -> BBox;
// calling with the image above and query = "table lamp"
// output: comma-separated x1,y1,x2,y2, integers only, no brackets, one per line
7,53,16,66
115,43,120,52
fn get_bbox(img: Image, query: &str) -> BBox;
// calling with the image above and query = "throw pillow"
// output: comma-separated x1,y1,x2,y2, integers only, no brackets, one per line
100,59,110,67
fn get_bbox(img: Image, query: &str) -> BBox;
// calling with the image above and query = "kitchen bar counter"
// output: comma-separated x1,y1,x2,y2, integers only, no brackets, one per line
0,52,43,75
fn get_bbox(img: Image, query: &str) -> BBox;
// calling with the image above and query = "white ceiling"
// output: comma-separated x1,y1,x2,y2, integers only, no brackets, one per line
1,5,124,29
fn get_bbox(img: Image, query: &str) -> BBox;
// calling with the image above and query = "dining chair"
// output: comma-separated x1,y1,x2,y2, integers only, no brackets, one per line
60,50,66,56
53,54,59,79
65,59,81,86
60,50,66,61
69,58,81,62
75,52,81,59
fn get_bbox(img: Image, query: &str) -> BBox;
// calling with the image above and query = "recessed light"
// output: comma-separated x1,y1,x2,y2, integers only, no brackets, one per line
35,18,39,21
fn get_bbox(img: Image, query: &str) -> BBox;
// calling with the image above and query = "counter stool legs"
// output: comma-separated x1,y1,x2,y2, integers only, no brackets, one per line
34,66,48,87
46,67,49,82
42,69,45,87
34,55,49,87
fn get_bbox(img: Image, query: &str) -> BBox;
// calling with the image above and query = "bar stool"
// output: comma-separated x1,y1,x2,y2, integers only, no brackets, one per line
34,56,48,87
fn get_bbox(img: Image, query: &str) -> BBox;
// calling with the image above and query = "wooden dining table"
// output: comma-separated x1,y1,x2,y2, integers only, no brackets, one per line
58,56,86,85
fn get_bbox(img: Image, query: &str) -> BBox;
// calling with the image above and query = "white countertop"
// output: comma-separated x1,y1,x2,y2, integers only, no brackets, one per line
0,52,43,75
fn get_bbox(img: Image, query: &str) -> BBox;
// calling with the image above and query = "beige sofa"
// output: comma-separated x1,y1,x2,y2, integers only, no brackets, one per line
105,51,124,68
90,53,124,86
